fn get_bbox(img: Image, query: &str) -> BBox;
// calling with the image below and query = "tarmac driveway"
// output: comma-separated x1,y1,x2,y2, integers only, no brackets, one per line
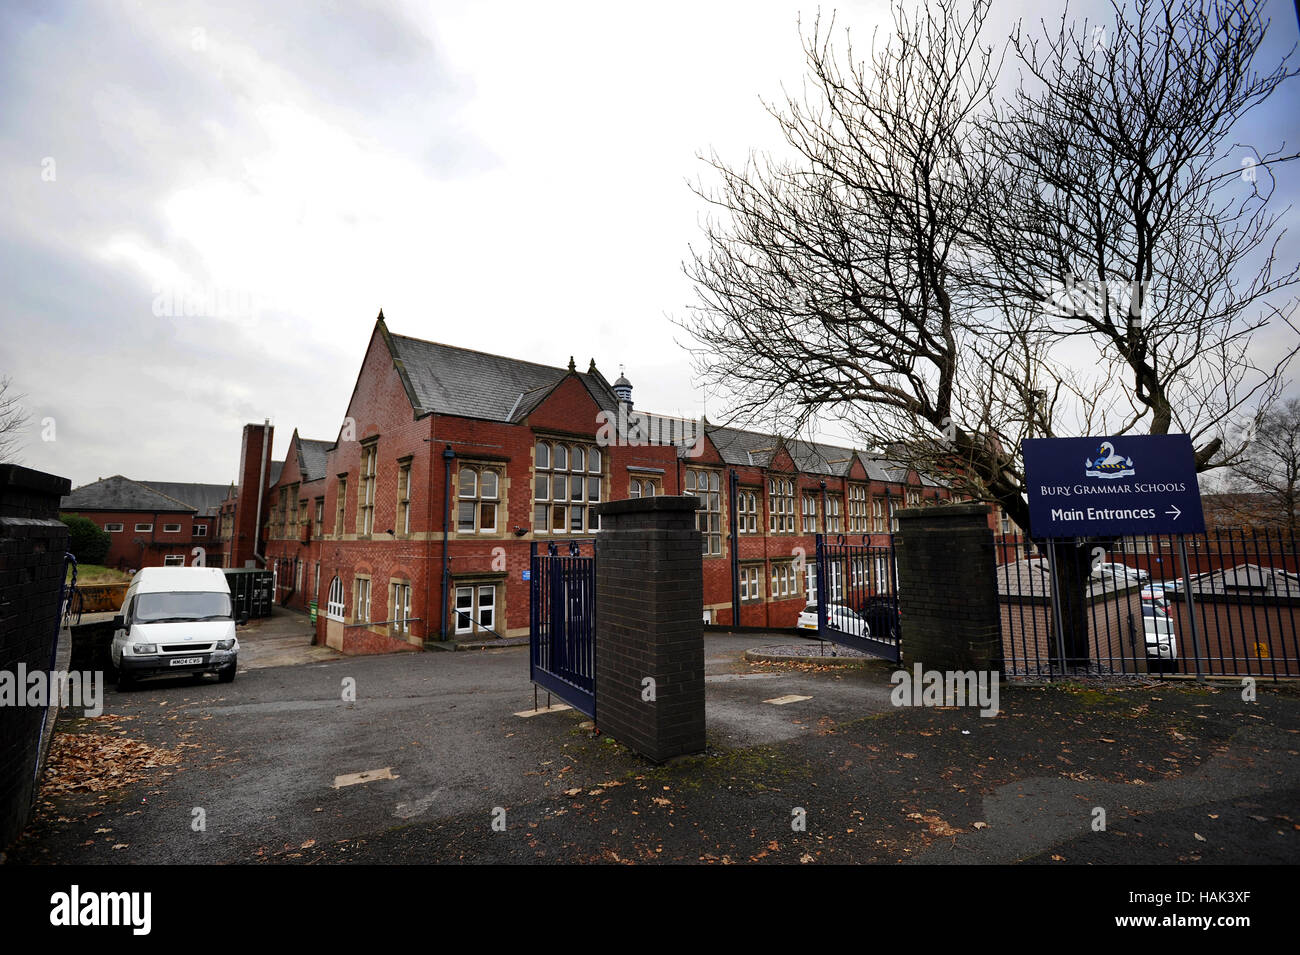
7,633,1299,865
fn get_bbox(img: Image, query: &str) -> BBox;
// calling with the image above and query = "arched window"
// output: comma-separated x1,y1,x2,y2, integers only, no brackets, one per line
326,576,345,621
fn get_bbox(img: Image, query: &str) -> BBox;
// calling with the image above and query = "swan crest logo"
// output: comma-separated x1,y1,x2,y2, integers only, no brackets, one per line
1084,441,1135,480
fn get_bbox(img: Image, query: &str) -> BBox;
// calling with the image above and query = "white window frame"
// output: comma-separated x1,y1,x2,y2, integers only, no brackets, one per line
534,442,601,535
326,576,345,621
134,522,153,533
163,554,185,566
105,522,123,533
162,523,182,533
353,577,371,624
193,523,208,537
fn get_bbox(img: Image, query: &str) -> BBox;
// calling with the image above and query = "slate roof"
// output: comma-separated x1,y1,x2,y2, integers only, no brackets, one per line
296,439,333,483
705,426,782,468
268,460,284,486
140,482,231,517
386,333,619,423
1168,563,1300,598
61,476,197,513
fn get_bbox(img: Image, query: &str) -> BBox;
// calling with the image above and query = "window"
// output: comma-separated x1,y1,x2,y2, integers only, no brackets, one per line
135,523,153,532
390,581,411,635
805,563,818,603
458,465,501,534
629,477,661,498
768,478,794,533
314,499,324,536
685,468,722,555
1000,508,1011,536
335,476,348,536
851,557,868,587
801,494,818,533
826,495,843,533
163,555,185,566
829,562,845,602
353,577,371,624
105,522,123,532
872,497,886,533
454,584,496,634
771,561,795,598
326,576,345,621
848,484,868,532
163,523,182,534
397,461,412,535
906,489,921,509
298,498,308,533
193,523,208,537
737,488,758,534
534,441,601,534
295,559,303,593
739,565,763,603
357,444,377,536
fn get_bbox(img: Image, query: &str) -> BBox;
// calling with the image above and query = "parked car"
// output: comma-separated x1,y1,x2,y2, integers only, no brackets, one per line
1141,584,1169,608
859,595,901,643
1091,561,1149,583
1139,599,1178,673
796,603,871,638
110,566,246,690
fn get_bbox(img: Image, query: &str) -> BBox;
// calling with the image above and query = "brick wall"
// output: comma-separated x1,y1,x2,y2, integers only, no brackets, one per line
896,503,1001,672
0,464,72,849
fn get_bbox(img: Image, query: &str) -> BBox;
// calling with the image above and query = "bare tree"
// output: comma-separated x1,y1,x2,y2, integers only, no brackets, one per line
682,0,1300,666
0,377,28,464
1224,395,1300,532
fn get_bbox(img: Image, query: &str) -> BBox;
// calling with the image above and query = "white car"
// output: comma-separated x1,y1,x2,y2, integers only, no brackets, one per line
1140,600,1178,672
796,603,871,638
1092,561,1149,583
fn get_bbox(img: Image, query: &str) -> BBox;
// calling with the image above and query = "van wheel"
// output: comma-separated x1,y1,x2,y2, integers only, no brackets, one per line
218,664,236,684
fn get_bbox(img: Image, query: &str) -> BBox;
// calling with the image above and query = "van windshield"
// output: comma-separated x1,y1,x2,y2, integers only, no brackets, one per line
134,591,233,623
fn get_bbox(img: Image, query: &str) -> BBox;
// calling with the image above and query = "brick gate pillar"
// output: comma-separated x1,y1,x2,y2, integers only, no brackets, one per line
895,503,1001,673
594,495,706,763
0,464,72,849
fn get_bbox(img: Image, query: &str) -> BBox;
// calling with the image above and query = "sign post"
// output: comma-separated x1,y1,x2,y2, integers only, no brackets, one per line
1022,434,1207,678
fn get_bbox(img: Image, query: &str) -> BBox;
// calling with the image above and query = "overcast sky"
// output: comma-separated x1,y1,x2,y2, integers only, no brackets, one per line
3,0,1299,489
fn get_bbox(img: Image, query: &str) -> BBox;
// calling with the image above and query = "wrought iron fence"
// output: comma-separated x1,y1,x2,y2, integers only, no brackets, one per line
529,539,597,716
996,527,1299,680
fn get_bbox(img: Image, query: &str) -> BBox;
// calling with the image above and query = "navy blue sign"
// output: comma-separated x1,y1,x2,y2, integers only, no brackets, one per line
1022,434,1205,537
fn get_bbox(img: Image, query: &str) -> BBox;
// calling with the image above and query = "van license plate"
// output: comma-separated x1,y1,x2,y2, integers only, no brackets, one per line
170,656,203,667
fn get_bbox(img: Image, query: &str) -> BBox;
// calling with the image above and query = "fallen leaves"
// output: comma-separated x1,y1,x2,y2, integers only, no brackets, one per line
40,732,182,796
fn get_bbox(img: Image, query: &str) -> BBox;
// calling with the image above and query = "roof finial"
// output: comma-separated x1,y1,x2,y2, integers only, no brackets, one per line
377,308,385,323
568,356,576,372
588,358,597,373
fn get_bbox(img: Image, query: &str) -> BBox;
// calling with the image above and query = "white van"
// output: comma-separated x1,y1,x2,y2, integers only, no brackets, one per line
110,567,246,690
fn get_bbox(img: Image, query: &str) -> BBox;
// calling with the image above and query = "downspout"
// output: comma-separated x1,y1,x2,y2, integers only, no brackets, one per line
728,468,739,627
423,416,436,642
252,418,270,568
439,444,455,640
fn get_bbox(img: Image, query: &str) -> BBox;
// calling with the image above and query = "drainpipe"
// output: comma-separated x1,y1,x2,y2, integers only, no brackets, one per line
728,468,739,627
252,419,270,568
439,444,455,640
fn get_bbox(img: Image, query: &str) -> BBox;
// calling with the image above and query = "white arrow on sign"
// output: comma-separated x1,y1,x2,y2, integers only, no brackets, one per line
1166,505,1181,520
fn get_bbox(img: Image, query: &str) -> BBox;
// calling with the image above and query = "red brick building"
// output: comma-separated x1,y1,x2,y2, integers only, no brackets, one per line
223,313,960,653
67,311,966,650
59,476,228,570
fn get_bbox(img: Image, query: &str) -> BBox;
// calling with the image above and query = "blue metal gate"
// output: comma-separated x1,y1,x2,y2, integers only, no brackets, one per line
815,534,902,662
529,540,597,717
